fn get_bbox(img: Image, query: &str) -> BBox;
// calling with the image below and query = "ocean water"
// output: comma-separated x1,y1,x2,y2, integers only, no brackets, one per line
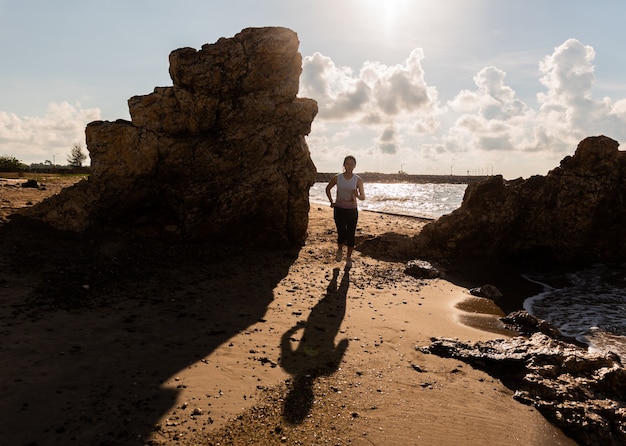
312,181,626,361
524,265,626,361
309,181,467,219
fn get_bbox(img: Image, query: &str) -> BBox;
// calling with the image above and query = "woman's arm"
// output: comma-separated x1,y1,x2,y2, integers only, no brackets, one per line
354,177,365,200
325,176,337,207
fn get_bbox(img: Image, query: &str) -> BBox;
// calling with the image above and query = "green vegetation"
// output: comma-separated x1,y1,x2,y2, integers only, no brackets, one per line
67,143,87,168
1,142,91,175
0,155,28,172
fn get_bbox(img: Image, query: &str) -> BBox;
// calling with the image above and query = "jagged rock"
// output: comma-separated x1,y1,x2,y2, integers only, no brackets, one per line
415,135,626,264
404,259,440,279
421,333,626,446
20,27,317,246
469,284,502,299
500,310,566,339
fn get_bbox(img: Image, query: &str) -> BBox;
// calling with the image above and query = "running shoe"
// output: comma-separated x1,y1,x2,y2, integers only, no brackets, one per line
335,248,342,262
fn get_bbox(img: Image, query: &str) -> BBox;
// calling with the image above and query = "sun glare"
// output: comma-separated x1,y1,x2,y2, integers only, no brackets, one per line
365,0,404,23
359,0,422,37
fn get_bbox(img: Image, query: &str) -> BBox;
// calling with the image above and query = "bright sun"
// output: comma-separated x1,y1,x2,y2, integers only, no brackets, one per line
364,0,404,17
360,0,416,32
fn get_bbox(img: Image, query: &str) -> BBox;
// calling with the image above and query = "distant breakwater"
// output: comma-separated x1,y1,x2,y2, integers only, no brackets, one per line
315,172,491,184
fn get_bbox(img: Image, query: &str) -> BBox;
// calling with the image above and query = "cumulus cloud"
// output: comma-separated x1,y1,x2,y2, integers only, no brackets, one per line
300,53,371,120
300,48,441,158
377,125,398,154
445,66,535,155
539,38,596,102
301,49,440,120
0,102,100,164
445,38,626,162
302,37,626,177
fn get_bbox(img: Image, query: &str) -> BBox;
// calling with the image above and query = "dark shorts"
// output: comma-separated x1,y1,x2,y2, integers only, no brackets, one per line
333,207,358,247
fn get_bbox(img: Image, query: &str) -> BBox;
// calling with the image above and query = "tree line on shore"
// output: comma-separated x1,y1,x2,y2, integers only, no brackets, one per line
0,143,88,173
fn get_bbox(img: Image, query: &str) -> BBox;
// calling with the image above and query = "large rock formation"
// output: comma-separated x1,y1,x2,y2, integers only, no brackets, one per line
415,135,626,264
23,27,317,246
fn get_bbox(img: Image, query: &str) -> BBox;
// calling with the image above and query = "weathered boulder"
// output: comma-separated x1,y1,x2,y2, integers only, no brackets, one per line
22,27,318,246
415,135,626,264
422,324,626,446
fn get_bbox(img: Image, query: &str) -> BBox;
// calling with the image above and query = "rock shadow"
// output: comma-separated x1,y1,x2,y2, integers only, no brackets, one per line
359,232,545,314
0,216,297,445
280,267,349,424
356,232,419,262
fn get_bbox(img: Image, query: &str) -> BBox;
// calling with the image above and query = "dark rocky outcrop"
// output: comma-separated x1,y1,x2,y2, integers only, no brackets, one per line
415,135,626,265
415,137,626,445
21,27,317,246
422,313,626,446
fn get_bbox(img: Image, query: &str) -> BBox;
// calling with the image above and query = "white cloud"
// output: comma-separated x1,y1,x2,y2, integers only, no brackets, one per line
0,102,100,165
539,39,596,102
302,48,441,124
376,125,399,154
300,47,443,169
303,37,626,178
299,52,370,120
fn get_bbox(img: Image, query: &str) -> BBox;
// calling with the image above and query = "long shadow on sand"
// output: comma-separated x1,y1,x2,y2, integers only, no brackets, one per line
280,267,349,424
0,217,297,445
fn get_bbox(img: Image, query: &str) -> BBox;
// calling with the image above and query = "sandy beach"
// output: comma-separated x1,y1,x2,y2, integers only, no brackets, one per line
0,178,577,445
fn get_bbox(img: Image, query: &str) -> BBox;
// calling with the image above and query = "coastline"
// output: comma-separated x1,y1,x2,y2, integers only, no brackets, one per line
0,185,576,445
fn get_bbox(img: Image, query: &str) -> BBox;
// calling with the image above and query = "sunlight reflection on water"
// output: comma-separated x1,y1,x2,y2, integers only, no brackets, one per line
310,182,467,219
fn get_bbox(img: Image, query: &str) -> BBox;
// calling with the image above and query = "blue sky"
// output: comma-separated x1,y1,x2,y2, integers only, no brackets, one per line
2,0,626,178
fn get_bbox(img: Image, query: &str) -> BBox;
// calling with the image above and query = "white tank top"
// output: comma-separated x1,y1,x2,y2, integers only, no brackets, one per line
335,173,359,209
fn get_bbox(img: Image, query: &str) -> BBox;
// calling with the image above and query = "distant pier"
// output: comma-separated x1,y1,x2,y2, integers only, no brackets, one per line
315,172,493,184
